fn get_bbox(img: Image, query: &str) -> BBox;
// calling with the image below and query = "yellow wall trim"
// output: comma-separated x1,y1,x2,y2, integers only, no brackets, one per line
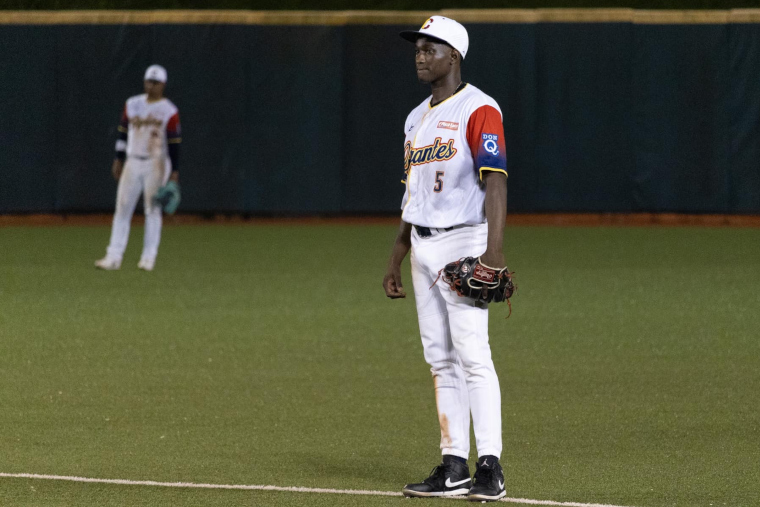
2,9,760,26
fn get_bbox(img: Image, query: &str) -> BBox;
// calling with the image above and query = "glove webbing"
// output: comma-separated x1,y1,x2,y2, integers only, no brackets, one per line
430,259,515,318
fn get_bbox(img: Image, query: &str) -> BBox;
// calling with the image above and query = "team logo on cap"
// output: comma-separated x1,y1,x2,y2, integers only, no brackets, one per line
482,134,500,156
421,17,433,29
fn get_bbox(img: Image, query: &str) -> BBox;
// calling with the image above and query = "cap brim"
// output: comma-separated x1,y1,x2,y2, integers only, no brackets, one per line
399,30,450,47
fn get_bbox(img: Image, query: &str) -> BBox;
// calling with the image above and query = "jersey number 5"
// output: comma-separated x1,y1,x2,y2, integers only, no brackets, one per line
433,171,445,193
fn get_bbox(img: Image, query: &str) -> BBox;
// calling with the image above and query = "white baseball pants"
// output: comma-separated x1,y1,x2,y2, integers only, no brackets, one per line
410,222,502,460
105,157,170,264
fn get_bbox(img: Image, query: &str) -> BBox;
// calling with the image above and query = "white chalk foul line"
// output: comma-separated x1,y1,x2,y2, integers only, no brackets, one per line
0,472,636,507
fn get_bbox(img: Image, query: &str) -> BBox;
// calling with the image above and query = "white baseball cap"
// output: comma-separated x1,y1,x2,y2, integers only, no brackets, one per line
144,64,167,83
400,16,469,59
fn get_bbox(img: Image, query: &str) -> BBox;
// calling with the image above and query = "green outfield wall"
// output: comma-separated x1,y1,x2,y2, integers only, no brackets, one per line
1,10,760,214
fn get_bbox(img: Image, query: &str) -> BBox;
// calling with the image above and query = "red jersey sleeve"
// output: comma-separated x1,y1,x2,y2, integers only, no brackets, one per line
466,105,507,181
117,104,129,133
166,112,181,144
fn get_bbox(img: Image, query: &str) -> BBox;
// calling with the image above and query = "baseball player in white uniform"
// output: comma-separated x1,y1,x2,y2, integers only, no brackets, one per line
382,17,508,502
95,65,181,272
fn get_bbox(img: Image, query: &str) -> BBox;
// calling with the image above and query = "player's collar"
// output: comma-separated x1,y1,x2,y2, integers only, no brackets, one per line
429,82,467,109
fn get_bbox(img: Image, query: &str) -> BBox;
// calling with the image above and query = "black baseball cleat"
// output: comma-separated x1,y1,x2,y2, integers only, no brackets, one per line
467,456,506,502
402,457,472,497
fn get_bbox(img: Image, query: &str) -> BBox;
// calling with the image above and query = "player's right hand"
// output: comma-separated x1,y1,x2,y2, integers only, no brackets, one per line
111,159,124,180
383,268,406,299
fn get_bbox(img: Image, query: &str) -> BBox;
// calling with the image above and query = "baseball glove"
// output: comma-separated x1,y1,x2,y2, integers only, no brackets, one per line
154,181,181,214
438,257,516,312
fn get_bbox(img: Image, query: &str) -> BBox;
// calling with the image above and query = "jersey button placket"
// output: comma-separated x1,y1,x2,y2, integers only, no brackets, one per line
404,110,432,215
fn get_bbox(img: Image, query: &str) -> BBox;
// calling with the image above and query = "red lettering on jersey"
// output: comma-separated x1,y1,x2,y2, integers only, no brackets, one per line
129,116,163,129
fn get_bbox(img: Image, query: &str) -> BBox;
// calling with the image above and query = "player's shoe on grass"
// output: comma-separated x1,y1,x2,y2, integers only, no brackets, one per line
467,456,506,502
402,456,471,497
137,258,155,271
94,257,121,270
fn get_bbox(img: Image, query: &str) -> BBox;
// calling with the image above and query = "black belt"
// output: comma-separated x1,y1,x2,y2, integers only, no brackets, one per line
414,225,456,238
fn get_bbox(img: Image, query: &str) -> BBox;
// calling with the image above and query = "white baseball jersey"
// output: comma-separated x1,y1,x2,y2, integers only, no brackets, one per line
401,84,507,228
117,94,181,160
104,94,181,268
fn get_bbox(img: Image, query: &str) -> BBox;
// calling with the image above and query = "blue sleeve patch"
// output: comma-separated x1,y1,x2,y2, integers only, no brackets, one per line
482,134,500,156
476,133,506,172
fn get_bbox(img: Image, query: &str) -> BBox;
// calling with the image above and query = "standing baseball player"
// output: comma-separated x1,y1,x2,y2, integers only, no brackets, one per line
383,17,508,502
95,64,181,271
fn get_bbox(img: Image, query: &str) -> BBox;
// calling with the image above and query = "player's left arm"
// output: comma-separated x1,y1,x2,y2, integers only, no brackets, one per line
467,104,508,269
481,172,507,269
113,104,129,180
167,111,181,183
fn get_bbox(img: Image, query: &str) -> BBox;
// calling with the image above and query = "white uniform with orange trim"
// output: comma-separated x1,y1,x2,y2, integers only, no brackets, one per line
105,94,181,266
401,83,507,461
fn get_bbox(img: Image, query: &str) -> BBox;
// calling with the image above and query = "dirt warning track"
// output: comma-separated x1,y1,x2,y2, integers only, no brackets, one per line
1,213,759,228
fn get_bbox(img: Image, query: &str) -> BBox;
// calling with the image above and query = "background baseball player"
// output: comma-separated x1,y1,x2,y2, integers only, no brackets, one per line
383,16,508,502
95,64,181,272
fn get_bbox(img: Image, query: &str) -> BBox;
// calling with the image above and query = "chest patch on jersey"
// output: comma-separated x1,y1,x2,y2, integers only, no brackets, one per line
482,133,500,156
404,137,458,172
437,121,459,131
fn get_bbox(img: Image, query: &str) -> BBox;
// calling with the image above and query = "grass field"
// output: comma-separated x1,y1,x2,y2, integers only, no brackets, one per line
0,223,758,506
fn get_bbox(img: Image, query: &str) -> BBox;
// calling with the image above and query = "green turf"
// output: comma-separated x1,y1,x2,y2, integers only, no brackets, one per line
0,224,758,506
